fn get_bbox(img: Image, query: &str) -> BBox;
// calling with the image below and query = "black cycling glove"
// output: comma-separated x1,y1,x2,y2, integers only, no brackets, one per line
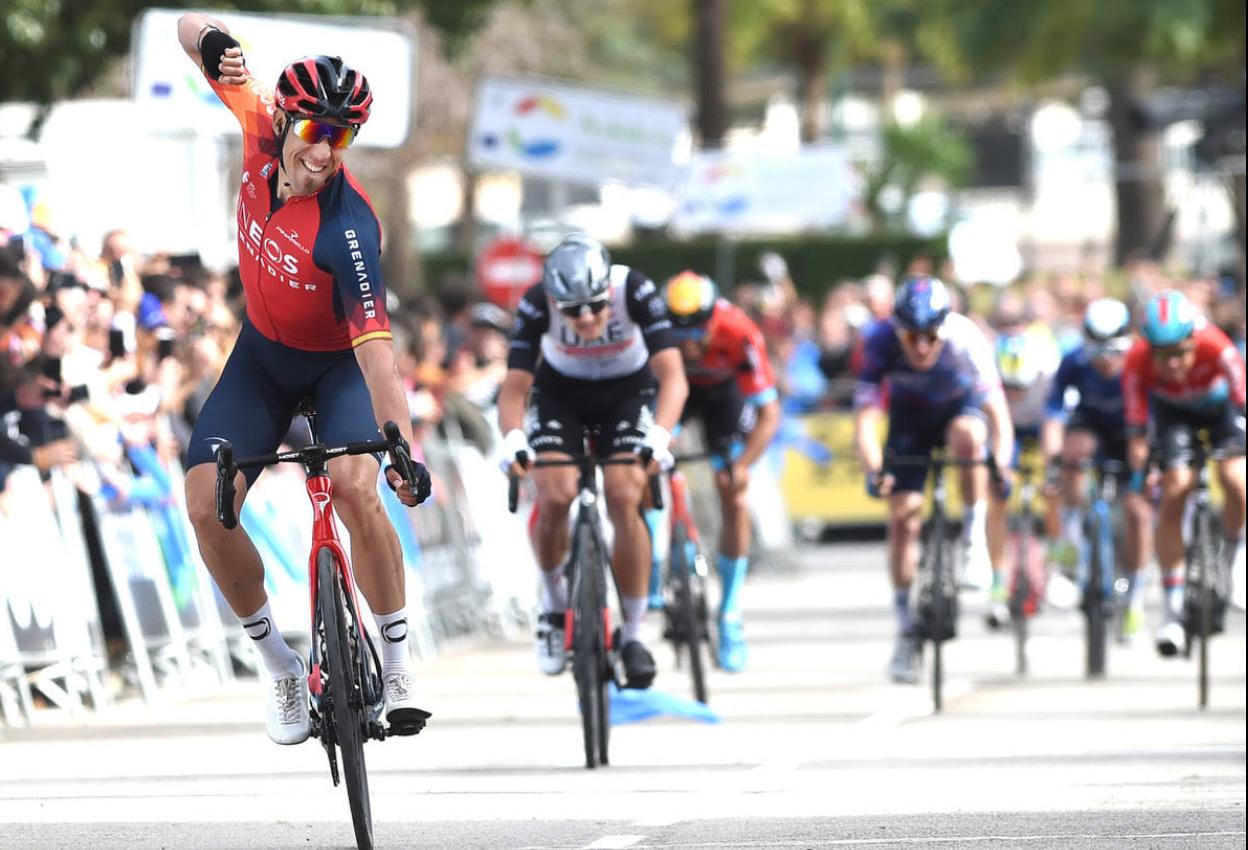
199,28,241,81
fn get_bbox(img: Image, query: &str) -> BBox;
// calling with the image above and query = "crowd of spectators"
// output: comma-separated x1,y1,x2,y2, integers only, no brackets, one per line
3,203,1246,509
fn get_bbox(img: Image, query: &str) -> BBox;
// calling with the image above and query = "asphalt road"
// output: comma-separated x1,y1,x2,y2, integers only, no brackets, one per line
1,542,1244,850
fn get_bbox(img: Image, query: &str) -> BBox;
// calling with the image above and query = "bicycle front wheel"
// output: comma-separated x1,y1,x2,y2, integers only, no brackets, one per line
926,520,948,713
1190,504,1217,709
1010,518,1031,677
1084,508,1109,679
669,523,709,704
318,549,373,850
572,522,609,768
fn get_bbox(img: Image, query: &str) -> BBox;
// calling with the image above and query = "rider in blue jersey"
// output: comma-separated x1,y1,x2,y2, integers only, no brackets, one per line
855,276,1014,684
1041,299,1153,640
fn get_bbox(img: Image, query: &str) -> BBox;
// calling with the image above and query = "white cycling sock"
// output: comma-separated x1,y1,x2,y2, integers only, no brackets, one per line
240,599,301,679
540,568,567,613
1062,508,1083,548
1161,566,1185,621
963,500,987,545
620,595,648,643
894,587,913,635
373,607,410,679
1125,572,1146,611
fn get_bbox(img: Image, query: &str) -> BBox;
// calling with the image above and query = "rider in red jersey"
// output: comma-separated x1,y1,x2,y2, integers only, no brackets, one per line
659,271,781,672
1123,289,1246,655
177,13,431,745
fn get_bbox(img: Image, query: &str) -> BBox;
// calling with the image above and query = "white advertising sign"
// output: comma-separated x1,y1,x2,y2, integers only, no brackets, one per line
673,145,861,234
132,8,413,148
467,76,687,188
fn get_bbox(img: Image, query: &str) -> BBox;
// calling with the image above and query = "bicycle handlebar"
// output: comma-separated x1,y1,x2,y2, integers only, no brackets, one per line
215,420,415,530
506,452,663,514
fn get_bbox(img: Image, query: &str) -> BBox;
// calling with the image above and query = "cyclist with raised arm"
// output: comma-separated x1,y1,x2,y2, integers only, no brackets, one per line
655,270,781,672
854,276,1013,683
1123,290,1246,656
497,236,688,690
1042,299,1152,640
176,14,432,745
985,300,1061,629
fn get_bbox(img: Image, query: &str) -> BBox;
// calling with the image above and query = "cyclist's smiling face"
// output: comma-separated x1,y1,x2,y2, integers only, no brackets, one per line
275,113,345,197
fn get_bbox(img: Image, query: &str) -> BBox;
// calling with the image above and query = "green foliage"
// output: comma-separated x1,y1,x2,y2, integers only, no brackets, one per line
862,115,972,231
418,232,947,303
0,0,423,106
915,0,1244,84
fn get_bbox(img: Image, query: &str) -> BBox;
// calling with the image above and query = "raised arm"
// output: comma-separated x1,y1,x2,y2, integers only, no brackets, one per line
177,12,249,85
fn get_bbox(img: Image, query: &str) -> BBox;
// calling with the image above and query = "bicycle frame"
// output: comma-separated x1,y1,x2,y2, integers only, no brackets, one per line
303,464,379,710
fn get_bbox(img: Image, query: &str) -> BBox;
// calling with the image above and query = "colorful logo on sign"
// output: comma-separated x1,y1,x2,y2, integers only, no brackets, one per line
480,94,567,160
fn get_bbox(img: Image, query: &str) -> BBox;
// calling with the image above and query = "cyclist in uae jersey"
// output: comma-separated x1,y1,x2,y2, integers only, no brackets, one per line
653,271,780,673
497,236,688,691
177,14,431,746
1040,299,1153,638
1123,290,1246,654
854,276,1013,685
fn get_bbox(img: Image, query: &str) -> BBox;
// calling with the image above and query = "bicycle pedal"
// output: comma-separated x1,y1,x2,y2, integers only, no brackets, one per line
386,707,431,737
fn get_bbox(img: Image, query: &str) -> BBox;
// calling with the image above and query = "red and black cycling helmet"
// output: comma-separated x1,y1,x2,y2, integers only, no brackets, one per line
275,55,372,127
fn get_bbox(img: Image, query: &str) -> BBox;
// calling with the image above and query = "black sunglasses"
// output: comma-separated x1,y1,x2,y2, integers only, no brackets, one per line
559,298,609,319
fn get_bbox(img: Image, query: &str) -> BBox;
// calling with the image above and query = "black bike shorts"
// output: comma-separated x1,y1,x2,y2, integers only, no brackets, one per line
884,395,987,493
1150,398,1246,470
186,319,382,485
526,364,656,457
680,380,756,455
1065,407,1128,464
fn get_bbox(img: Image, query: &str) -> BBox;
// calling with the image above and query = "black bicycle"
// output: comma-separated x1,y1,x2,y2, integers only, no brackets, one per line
659,453,717,704
216,405,426,850
1005,461,1044,677
887,451,1000,712
1072,458,1130,679
1178,443,1239,709
508,448,660,768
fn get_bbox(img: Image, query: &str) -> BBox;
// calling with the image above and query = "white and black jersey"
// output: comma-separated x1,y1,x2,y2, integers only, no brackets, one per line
507,265,675,382
507,264,675,456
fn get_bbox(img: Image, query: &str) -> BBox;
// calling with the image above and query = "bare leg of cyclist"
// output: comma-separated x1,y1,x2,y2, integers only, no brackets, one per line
330,454,430,728
985,496,1011,627
1216,457,1246,610
1121,491,1153,640
529,463,577,676
1154,467,1195,656
714,469,751,671
604,460,656,688
886,492,923,683
948,416,992,590
185,463,308,744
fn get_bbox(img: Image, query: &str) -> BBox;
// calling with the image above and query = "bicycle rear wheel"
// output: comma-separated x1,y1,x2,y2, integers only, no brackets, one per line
1189,504,1217,709
572,521,610,768
926,521,948,713
1009,516,1031,677
669,524,709,704
1084,508,1109,679
317,549,373,850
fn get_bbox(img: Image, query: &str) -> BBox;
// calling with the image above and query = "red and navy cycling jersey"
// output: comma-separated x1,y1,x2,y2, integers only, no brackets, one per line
685,299,777,405
207,73,390,352
1122,321,1247,429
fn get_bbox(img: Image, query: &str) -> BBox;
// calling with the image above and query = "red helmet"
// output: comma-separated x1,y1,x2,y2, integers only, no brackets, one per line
275,55,372,127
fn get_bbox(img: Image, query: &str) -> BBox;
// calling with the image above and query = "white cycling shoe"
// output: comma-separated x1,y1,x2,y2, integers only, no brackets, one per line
382,670,431,736
1154,620,1186,658
266,658,311,746
961,540,994,591
535,611,567,676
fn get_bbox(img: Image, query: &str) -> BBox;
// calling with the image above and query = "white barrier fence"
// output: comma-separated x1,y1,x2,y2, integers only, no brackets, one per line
0,427,794,726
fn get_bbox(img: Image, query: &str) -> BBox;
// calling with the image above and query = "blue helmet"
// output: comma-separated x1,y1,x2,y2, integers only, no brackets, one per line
1141,290,1197,347
893,275,951,333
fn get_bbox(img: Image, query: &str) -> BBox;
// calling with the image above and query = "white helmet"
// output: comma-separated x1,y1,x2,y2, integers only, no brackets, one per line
1083,298,1132,355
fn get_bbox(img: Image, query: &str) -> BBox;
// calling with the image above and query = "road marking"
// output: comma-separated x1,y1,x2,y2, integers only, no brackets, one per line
854,677,974,731
584,835,645,849
610,831,1246,847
